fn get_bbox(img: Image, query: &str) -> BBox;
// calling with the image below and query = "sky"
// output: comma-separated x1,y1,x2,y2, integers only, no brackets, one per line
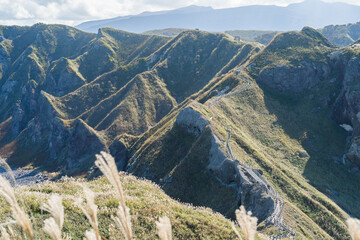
0,0,359,26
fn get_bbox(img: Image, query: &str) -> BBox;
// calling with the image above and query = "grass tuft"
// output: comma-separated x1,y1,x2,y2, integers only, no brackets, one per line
156,216,172,240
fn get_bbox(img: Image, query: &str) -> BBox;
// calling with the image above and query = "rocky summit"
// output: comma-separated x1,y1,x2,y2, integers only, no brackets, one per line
0,23,359,239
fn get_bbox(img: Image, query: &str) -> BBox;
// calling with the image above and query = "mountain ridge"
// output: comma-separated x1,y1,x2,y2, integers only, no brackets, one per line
0,24,359,239
76,1,360,33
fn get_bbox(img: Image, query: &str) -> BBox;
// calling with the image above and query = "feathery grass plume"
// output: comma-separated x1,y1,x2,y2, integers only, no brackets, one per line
0,158,15,187
42,195,64,230
77,185,100,240
0,226,10,240
231,222,243,240
95,151,132,240
84,229,97,240
0,176,34,240
347,218,360,240
43,218,62,240
235,206,257,240
156,216,172,240
111,206,132,240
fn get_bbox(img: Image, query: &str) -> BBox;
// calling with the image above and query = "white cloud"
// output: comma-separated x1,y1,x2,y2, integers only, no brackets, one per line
0,0,358,26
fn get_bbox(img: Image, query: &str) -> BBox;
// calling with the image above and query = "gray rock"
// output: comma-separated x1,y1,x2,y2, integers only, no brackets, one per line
257,61,330,93
296,151,309,158
208,134,277,222
109,139,129,171
174,106,279,222
176,107,210,136
346,137,360,166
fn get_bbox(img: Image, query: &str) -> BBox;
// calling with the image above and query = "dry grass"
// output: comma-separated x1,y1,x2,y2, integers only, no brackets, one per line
76,185,100,240
0,176,34,239
156,216,172,240
42,195,64,240
235,206,258,240
0,152,248,239
347,218,360,240
95,151,132,240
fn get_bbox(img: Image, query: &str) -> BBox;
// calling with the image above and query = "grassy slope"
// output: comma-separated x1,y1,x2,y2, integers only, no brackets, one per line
248,28,334,79
225,30,277,44
0,174,262,240
320,22,360,47
127,29,357,239
200,73,352,239
47,30,254,143
143,28,189,37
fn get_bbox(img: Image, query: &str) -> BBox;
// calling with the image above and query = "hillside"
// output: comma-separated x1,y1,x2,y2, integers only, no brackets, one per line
320,22,360,47
0,174,250,239
143,28,188,37
225,30,278,45
0,24,360,239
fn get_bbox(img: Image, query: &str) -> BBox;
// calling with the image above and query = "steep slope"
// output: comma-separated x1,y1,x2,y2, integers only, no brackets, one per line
121,28,359,239
0,25,171,172
331,43,360,168
0,24,358,239
0,24,95,122
248,27,335,92
0,28,259,175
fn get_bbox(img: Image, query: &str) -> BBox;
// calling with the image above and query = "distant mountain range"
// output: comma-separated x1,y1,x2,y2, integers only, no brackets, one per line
76,0,360,33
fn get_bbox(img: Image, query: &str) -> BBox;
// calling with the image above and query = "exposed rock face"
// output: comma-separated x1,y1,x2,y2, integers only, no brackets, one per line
175,107,278,222
208,134,276,222
257,61,331,92
67,119,106,169
16,91,107,170
175,107,210,136
332,46,360,166
109,139,129,171
44,59,86,97
347,137,360,166
11,80,38,137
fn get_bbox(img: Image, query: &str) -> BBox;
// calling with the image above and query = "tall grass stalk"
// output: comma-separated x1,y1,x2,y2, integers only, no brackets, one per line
42,195,64,240
156,216,172,240
234,206,257,240
77,185,100,240
0,176,34,239
95,151,132,240
0,226,10,240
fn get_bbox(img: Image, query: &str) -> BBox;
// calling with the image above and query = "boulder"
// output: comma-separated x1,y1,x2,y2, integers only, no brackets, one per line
175,107,210,136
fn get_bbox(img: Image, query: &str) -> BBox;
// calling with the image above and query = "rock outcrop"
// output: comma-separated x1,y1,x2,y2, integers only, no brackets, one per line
208,134,277,222
257,61,331,93
175,107,279,222
332,44,360,166
175,107,210,136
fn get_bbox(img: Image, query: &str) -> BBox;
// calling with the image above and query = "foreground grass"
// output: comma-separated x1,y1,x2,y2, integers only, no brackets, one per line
0,173,260,239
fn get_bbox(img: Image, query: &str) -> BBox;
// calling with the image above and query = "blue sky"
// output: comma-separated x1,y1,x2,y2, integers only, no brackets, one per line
0,0,358,26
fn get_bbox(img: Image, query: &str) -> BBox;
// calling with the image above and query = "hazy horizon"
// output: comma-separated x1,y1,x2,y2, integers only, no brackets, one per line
0,0,360,27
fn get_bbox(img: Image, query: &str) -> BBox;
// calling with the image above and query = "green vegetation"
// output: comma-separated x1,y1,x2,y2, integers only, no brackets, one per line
143,28,189,37
225,30,278,45
320,22,360,47
0,175,246,239
0,24,359,239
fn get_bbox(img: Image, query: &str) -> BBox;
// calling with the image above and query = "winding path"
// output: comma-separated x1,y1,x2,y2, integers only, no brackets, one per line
209,66,296,239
